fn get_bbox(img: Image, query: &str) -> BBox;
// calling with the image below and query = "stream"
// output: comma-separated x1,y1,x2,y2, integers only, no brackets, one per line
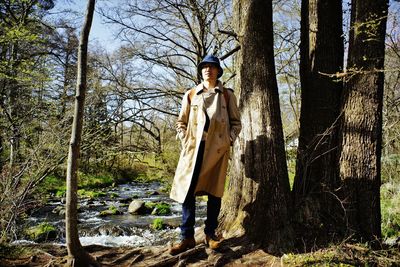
20,182,207,247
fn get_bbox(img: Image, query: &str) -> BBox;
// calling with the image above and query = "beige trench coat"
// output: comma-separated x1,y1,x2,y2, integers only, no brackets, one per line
170,81,242,203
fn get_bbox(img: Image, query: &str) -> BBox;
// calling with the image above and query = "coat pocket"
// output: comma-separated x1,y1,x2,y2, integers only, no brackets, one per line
188,105,198,135
182,105,198,151
214,120,231,148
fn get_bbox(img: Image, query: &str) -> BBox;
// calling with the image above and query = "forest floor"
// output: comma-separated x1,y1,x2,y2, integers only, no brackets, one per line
1,237,399,267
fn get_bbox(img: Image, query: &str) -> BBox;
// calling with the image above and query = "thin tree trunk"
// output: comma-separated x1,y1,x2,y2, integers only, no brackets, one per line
8,43,19,170
0,136,3,170
338,0,388,243
65,0,98,266
60,55,70,117
292,0,344,245
0,80,4,171
8,93,19,171
219,0,293,253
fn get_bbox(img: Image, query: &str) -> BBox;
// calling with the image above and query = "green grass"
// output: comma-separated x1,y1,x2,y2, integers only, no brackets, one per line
282,243,400,266
40,164,139,198
39,175,65,196
282,250,339,266
381,180,400,239
78,171,114,189
77,189,107,199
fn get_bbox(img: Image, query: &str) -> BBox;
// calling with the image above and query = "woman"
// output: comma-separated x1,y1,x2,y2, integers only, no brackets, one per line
169,55,241,255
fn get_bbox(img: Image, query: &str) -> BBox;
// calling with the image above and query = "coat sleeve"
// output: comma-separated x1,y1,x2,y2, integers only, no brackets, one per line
176,91,191,140
227,91,242,144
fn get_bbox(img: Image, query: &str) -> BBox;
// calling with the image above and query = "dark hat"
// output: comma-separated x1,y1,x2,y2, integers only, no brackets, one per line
197,55,223,78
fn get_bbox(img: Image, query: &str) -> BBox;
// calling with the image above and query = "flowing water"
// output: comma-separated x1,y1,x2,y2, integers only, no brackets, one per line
21,182,207,247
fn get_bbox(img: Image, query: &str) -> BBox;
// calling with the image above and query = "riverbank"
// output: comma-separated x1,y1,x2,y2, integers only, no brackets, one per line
21,181,194,247
1,237,399,266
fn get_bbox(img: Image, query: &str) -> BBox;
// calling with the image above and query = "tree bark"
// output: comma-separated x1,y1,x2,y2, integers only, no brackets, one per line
65,0,98,266
292,0,344,244
219,0,293,253
338,0,388,242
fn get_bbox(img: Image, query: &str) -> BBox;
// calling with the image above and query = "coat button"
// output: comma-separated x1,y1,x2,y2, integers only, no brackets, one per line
217,149,220,153
219,134,222,138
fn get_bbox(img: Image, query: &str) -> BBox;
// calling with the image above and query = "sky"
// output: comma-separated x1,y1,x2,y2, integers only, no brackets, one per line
52,0,120,52
57,0,399,54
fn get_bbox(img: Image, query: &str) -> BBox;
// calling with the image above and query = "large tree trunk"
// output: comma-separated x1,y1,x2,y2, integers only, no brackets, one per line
292,0,344,244
338,0,388,242
65,0,98,266
219,0,293,253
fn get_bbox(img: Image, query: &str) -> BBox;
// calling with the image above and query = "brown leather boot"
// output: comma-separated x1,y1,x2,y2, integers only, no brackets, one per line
169,237,196,255
205,234,222,250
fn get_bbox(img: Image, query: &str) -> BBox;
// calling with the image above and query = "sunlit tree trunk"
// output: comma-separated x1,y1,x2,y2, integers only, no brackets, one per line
338,0,388,242
65,0,98,266
219,0,293,253
292,0,344,244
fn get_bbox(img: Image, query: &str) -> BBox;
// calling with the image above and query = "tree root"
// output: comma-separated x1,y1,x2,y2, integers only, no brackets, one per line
152,245,207,267
66,251,100,267
110,249,144,265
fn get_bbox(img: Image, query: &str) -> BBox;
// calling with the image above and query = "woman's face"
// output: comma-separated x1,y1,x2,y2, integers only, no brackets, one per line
201,63,219,82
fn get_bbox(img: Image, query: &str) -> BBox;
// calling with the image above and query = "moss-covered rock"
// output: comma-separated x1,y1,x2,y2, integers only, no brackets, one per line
51,206,65,216
151,202,171,216
110,192,119,199
144,201,157,210
99,206,123,217
26,222,58,242
151,218,167,230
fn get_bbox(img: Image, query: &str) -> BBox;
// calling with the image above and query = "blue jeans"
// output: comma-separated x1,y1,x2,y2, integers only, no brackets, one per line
181,141,222,239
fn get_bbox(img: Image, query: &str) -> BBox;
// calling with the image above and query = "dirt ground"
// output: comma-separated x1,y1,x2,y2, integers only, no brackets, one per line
0,239,281,267
1,238,399,266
